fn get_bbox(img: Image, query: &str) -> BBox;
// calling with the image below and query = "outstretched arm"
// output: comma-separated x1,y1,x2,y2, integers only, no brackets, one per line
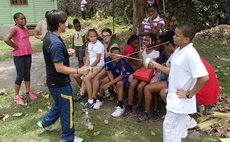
149,60,170,75
54,62,89,75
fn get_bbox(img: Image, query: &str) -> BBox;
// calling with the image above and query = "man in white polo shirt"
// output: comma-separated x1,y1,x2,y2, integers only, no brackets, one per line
163,23,209,142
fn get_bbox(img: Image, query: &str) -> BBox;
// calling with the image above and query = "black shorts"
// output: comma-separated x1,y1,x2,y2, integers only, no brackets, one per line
74,46,85,61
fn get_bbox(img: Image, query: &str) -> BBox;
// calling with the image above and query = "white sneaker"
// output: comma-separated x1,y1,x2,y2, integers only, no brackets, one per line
36,121,54,131
186,115,197,129
74,136,84,142
103,89,110,98
111,106,124,117
198,105,205,114
93,100,103,110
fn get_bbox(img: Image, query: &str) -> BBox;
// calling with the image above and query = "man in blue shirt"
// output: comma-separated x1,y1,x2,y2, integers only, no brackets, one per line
36,10,89,142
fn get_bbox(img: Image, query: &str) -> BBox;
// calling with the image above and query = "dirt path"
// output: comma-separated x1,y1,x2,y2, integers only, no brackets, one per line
0,51,77,92
0,52,47,91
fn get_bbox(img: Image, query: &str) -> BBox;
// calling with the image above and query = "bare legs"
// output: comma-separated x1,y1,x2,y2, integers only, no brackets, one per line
127,79,139,105
137,81,147,105
24,81,30,92
92,69,107,98
83,67,102,100
144,81,167,112
15,84,21,95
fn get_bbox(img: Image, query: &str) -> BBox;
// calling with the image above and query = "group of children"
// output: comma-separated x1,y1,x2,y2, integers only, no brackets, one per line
70,0,219,120
70,3,219,141
4,1,220,141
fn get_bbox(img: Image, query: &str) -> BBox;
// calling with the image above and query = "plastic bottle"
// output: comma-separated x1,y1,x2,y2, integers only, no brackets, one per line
83,111,90,127
103,89,111,98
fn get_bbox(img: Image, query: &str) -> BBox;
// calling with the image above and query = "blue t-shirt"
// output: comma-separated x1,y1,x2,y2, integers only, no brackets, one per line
113,58,133,78
43,32,70,87
105,57,133,78
105,56,114,72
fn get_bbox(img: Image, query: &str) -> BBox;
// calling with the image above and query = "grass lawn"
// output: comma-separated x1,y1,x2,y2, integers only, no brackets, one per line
194,38,230,94
0,90,217,142
0,37,42,61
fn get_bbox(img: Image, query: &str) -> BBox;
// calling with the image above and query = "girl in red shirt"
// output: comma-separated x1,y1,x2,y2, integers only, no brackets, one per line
122,35,139,65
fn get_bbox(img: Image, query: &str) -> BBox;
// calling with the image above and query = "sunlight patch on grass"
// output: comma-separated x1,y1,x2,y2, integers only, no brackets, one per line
0,40,10,50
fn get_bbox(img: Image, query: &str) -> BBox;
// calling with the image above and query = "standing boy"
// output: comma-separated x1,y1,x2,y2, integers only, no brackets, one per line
72,18,85,68
72,18,85,87
163,23,209,142
37,10,89,142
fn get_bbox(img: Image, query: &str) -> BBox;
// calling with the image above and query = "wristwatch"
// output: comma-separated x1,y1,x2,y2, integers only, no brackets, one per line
186,91,192,99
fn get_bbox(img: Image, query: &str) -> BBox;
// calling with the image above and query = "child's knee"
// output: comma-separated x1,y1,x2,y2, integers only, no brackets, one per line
137,85,144,92
116,81,124,88
160,89,167,98
144,85,150,93
15,79,23,85
84,73,94,81
100,81,107,87
82,76,89,83
129,82,136,89
94,75,100,81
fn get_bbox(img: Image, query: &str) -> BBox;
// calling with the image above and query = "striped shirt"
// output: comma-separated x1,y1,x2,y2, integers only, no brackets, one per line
141,16,165,44
80,0,87,11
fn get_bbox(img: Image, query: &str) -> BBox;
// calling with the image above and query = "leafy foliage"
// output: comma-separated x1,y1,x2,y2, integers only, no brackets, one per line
192,0,229,30
162,0,230,31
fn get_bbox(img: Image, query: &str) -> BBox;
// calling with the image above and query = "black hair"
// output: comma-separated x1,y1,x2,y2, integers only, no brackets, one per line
146,33,157,43
46,10,67,32
110,46,120,53
147,1,158,10
165,30,175,46
157,35,165,52
13,12,24,20
101,28,112,35
157,31,175,46
87,29,99,38
127,35,139,44
45,11,49,19
156,31,175,53
73,18,80,25
176,22,196,41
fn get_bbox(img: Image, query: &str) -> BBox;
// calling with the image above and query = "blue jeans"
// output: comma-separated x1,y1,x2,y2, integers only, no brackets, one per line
42,85,75,142
13,54,31,85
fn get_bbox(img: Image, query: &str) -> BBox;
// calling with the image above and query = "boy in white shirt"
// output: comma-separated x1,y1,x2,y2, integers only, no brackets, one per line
162,23,209,142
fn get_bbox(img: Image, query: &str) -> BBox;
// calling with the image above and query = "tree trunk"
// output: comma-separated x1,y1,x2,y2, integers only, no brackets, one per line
132,0,147,34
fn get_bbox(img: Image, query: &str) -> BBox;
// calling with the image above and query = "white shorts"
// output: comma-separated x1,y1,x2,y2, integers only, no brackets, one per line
163,110,188,142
